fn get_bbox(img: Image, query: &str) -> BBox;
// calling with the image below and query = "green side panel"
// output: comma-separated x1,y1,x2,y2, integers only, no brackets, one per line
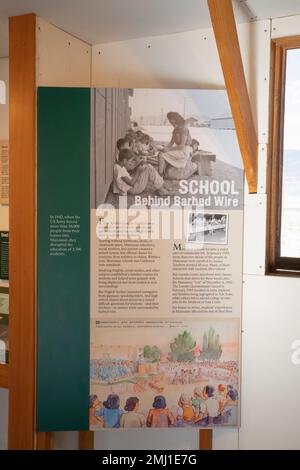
37,87,90,431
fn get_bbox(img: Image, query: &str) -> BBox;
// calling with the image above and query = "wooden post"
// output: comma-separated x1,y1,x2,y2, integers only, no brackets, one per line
0,364,9,388
8,13,37,449
199,429,213,450
79,431,94,450
208,0,258,193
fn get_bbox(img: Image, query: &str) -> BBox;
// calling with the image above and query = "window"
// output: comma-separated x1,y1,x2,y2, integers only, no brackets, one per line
268,37,300,274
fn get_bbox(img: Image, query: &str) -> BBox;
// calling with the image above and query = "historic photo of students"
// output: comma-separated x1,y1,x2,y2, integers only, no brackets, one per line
90,89,244,210
188,213,228,245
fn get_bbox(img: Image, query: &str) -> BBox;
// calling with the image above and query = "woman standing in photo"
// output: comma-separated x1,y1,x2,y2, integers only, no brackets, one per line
158,112,196,179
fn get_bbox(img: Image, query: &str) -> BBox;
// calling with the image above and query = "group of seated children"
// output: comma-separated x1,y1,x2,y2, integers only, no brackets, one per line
89,384,238,429
122,128,158,157
173,384,238,427
112,128,215,198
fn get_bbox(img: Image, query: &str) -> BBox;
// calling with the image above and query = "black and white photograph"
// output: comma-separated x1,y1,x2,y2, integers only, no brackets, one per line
90,88,244,210
187,212,228,245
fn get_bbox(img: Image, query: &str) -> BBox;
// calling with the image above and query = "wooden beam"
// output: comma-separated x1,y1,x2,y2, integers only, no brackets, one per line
79,431,94,450
199,429,213,450
8,13,36,449
0,363,9,388
208,0,258,193
271,35,300,48
36,432,54,450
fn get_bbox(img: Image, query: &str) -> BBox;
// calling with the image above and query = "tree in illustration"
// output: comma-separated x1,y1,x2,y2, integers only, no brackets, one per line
200,327,222,360
203,331,208,351
143,345,162,363
169,330,196,362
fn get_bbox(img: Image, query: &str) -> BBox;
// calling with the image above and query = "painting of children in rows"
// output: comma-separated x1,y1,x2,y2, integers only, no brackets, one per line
90,318,240,429
89,383,238,429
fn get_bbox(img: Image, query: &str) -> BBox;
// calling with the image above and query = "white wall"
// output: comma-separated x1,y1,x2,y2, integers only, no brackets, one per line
0,59,9,139
239,15,300,450
91,20,270,145
240,275,300,449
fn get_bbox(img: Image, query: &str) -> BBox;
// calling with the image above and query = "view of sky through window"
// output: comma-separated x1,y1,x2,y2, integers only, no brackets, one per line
281,48,300,258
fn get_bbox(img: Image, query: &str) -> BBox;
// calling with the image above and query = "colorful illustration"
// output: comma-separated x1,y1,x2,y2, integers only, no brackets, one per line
90,318,239,429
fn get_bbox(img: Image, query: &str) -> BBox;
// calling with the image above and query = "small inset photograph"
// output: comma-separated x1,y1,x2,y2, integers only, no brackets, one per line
188,213,228,245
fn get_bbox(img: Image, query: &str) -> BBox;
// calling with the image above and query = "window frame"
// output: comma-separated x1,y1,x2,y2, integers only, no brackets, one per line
268,36,300,275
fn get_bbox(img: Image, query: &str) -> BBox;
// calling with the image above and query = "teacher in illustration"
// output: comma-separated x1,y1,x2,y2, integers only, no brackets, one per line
158,111,197,180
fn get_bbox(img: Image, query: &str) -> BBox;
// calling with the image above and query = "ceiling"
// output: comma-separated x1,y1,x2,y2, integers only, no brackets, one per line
1,0,300,58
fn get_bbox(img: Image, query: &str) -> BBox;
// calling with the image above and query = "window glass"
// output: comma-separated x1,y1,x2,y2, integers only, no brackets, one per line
281,48,300,258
